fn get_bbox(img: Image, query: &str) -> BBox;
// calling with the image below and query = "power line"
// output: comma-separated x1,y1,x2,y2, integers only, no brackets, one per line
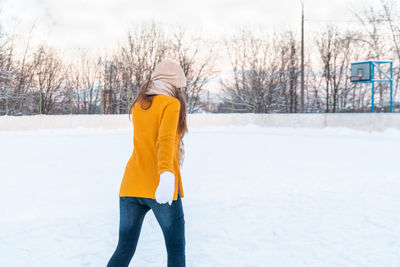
304,18,360,23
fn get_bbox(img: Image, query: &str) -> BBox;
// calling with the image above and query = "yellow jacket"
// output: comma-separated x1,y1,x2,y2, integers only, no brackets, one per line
119,94,184,200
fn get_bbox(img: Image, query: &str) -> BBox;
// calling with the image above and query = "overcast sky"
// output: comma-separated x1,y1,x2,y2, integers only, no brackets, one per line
0,0,386,93
0,0,381,53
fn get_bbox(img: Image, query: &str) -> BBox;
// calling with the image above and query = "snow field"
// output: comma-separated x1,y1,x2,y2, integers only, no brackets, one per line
0,125,400,266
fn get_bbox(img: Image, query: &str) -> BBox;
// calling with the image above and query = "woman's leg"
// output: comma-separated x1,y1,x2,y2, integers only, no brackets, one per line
107,197,150,267
145,194,186,267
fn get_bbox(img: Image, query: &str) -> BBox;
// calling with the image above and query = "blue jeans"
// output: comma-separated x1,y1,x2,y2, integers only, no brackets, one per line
107,193,185,267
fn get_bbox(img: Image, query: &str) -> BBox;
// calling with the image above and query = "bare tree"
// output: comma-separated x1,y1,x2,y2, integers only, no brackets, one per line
112,22,168,114
380,0,400,107
315,27,362,112
353,6,388,111
275,31,300,112
1,15,397,115
31,45,66,114
168,27,217,113
221,29,302,113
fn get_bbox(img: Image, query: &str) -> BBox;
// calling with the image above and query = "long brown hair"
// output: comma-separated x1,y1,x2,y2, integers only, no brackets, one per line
128,80,188,167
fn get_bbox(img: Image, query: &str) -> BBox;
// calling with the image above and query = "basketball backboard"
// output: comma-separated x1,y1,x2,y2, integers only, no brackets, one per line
350,62,371,82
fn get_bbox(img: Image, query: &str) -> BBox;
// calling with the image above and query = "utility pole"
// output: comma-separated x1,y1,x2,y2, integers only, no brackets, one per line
301,0,305,113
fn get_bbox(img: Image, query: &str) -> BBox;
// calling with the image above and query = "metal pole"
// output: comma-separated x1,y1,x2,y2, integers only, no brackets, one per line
390,60,393,113
301,0,305,113
371,64,374,113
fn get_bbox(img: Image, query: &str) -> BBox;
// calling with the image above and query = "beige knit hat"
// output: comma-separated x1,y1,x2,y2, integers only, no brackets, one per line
151,60,187,88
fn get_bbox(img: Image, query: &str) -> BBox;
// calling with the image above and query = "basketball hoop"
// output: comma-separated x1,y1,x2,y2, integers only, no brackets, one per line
350,59,394,113
350,75,362,81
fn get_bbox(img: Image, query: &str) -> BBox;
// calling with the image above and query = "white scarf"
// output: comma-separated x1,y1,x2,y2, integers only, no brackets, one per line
145,79,177,97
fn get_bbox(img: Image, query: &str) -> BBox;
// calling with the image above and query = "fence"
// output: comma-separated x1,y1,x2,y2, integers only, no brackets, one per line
1,113,400,132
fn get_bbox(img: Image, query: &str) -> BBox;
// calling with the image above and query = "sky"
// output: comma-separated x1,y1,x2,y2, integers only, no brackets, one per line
0,0,380,53
0,0,385,94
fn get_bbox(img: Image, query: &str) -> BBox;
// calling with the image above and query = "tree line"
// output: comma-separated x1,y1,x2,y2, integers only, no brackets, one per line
0,23,216,115
0,0,399,115
220,0,400,113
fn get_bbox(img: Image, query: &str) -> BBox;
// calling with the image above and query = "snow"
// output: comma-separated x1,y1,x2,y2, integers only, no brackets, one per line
1,125,400,266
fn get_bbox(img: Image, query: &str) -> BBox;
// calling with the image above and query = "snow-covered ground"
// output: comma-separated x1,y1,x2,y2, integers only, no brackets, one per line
1,125,400,267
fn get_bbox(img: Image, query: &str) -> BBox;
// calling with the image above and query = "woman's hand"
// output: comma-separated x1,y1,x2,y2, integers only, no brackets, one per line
155,171,175,205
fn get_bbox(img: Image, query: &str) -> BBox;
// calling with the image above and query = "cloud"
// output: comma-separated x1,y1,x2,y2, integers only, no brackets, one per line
0,0,377,53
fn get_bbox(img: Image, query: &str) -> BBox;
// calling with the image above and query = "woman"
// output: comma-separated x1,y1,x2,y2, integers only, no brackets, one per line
107,60,188,267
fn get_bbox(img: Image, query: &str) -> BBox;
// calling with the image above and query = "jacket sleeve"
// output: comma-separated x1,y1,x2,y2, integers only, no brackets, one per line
156,99,180,177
